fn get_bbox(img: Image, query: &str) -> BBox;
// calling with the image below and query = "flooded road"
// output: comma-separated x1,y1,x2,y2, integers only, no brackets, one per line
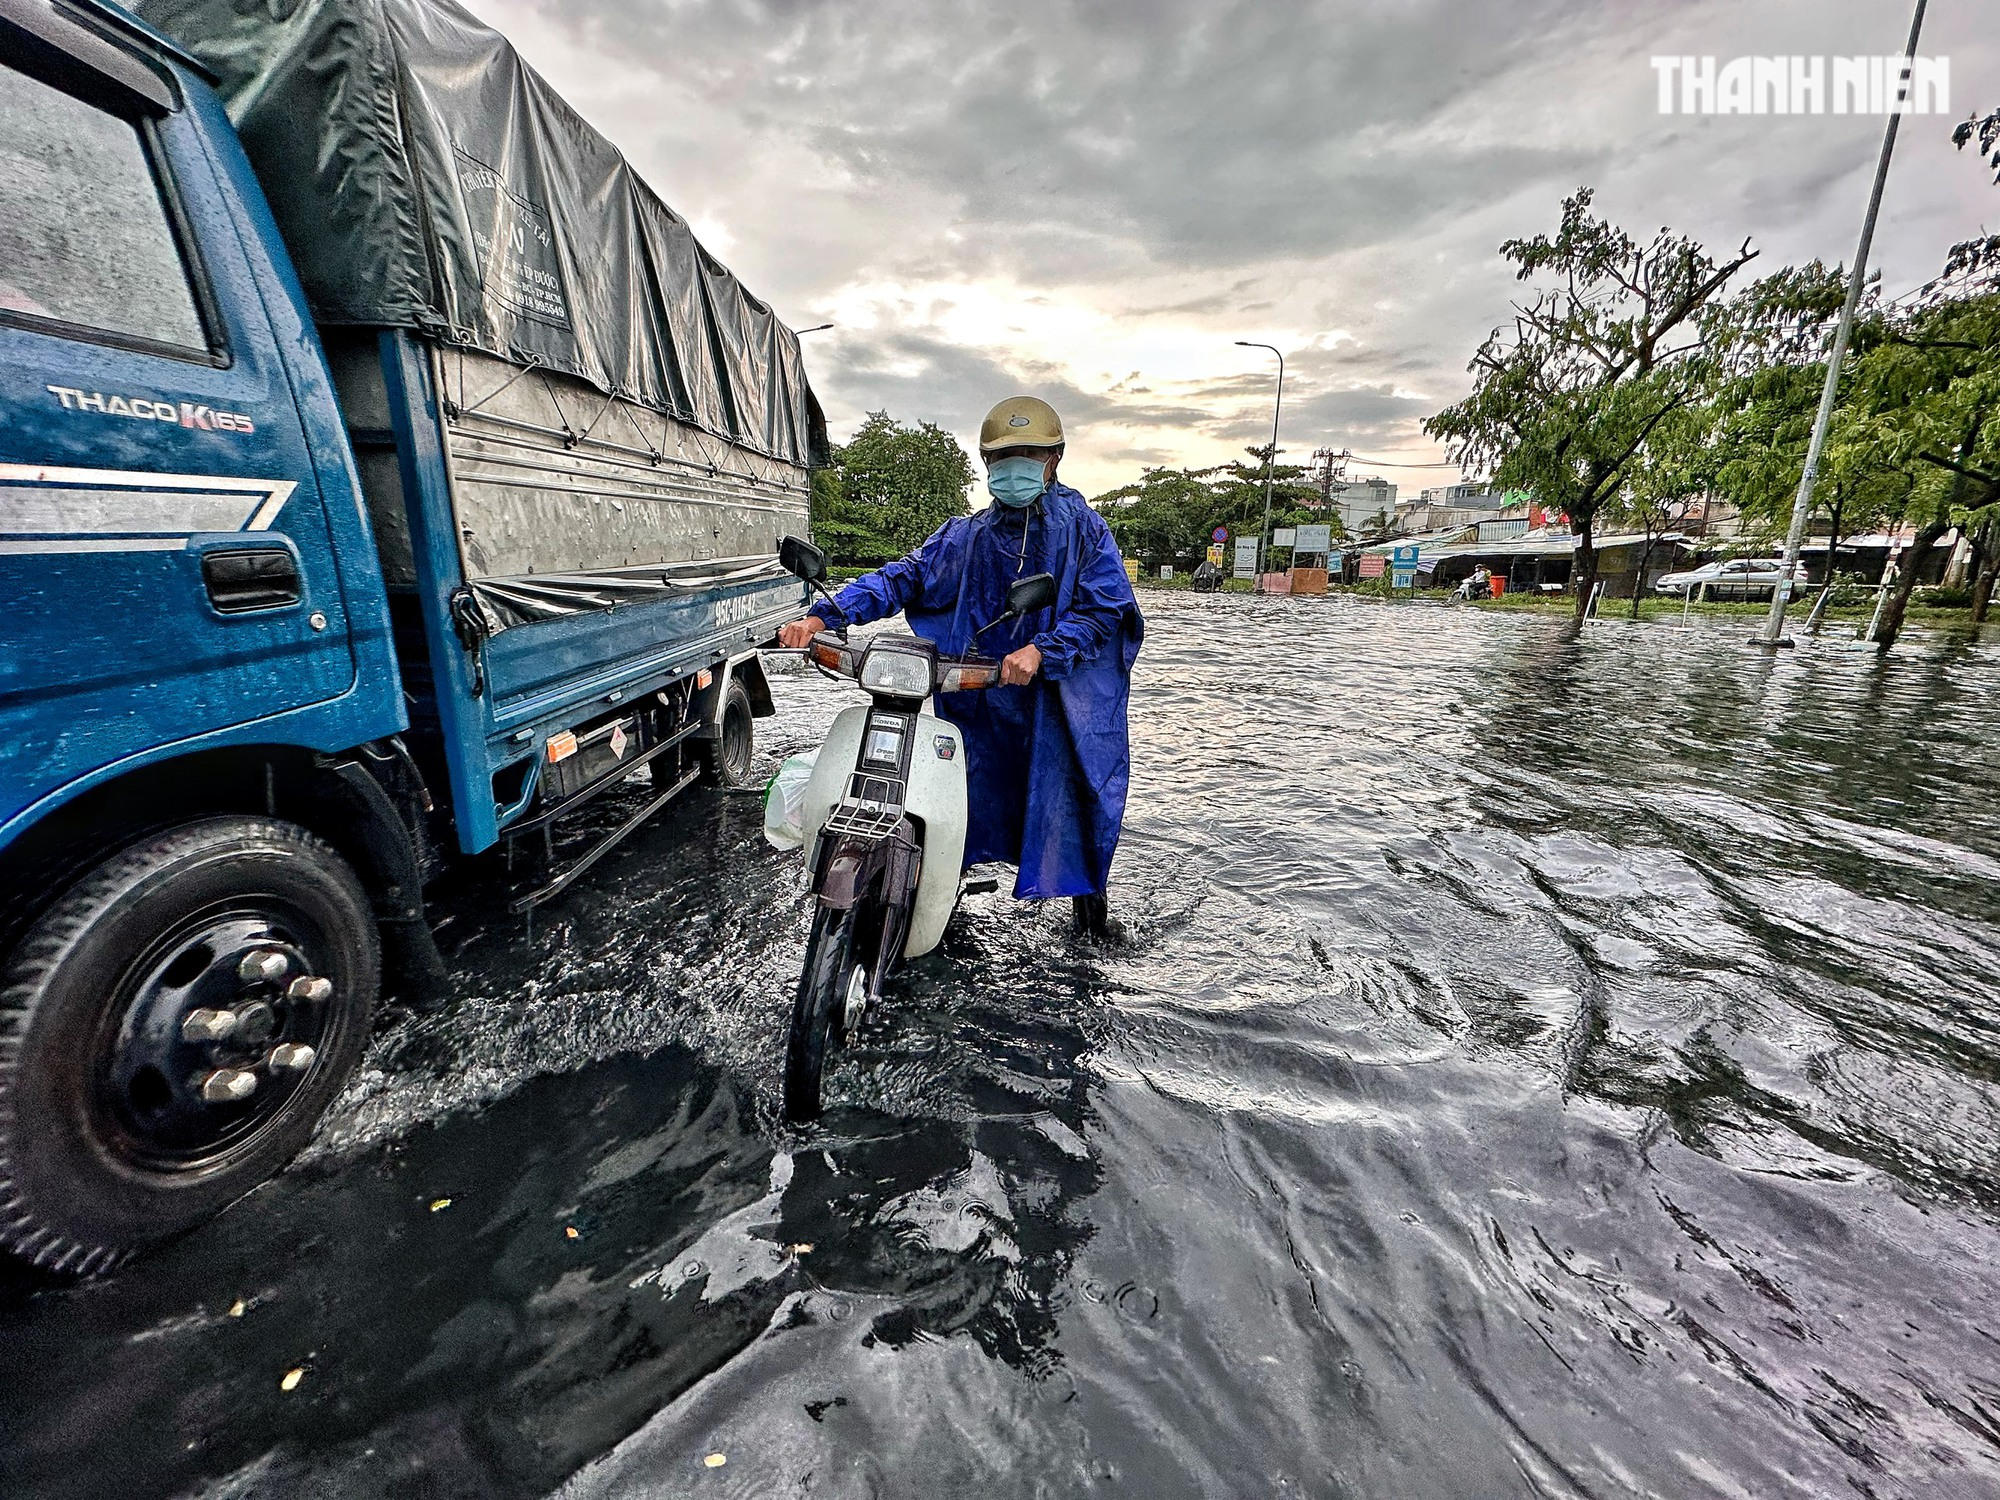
6,595,2000,1499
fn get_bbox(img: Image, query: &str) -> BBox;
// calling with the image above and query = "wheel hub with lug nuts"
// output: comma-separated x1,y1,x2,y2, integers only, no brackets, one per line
99,917,339,1168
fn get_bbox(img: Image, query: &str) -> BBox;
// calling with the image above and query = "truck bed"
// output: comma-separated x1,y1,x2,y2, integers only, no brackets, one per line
325,330,806,855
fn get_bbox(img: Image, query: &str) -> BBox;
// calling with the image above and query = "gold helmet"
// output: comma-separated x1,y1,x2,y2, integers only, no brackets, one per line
979,395,1064,455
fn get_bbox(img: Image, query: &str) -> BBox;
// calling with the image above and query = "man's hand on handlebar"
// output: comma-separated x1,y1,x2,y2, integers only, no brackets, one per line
778,616,826,650
1001,643,1042,685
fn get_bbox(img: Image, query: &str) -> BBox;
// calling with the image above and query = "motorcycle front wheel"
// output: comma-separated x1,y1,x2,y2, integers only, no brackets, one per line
784,903,860,1122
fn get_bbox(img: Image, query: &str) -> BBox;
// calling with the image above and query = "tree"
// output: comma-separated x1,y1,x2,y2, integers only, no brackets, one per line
811,411,973,566
1425,189,1757,622
1616,401,1720,616
1702,297,1913,610
1955,106,2000,184
1844,235,2000,643
1093,454,1324,569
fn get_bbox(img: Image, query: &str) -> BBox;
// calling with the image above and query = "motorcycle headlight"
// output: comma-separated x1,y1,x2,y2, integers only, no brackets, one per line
859,644,933,698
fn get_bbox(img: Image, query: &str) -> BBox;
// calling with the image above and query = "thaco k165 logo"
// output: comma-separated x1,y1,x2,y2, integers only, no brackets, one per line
46,385,257,435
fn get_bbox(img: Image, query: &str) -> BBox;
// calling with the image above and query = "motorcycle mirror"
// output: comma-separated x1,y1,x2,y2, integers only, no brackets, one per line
1005,572,1056,618
779,536,827,583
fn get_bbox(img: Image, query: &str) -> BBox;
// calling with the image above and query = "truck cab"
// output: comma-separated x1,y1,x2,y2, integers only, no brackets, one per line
0,0,811,1274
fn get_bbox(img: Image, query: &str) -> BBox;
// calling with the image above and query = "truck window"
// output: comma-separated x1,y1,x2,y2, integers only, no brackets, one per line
0,63,207,355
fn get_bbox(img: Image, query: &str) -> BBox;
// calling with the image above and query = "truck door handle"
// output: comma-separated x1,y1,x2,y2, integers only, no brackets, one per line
201,547,302,612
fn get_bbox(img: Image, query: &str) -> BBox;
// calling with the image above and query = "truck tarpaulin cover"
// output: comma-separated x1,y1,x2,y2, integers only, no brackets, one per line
137,0,827,471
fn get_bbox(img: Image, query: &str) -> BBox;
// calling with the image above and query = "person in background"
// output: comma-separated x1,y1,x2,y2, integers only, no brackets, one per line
777,397,1143,940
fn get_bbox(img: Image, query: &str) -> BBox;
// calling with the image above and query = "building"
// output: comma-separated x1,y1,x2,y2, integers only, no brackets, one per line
1416,482,1496,505
1329,476,1397,536
1396,481,1509,536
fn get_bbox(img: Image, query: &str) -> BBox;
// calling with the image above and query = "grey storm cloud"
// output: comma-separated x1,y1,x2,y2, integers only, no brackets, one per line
489,0,1997,493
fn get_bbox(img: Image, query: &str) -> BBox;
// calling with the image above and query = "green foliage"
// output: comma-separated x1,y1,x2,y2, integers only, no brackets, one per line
810,410,973,566
1092,451,1332,567
1843,239,2000,535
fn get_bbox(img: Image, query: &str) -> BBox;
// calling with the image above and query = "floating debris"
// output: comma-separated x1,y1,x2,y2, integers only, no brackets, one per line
702,1453,726,1468
227,1300,246,1318
565,1226,580,1240
280,1368,304,1392
429,1199,452,1213
789,1242,814,1255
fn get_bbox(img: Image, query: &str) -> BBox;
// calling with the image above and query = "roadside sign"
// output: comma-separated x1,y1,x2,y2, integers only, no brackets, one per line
1391,543,1420,588
1233,537,1259,579
1212,526,1229,543
1272,527,1296,547
1159,564,1174,580
1358,553,1386,579
1206,543,1225,567
1295,523,1332,554
1123,557,1140,582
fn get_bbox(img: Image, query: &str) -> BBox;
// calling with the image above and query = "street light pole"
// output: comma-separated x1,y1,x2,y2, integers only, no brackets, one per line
1760,0,1927,646
1236,341,1285,581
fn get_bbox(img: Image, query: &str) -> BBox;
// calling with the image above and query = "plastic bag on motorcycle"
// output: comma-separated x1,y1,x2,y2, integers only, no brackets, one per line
763,752,819,850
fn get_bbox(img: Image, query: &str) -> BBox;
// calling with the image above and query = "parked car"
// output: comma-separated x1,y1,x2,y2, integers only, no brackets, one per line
1654,558,1808,599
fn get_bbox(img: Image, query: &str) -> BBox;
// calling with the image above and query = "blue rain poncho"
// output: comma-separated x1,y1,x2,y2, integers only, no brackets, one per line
818,483,1143,899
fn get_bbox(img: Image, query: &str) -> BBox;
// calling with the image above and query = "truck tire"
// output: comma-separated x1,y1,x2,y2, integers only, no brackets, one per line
0,817,378,1274
701,677,757,789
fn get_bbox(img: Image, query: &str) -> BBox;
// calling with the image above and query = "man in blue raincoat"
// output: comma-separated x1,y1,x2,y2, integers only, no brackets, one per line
778,397,1143,939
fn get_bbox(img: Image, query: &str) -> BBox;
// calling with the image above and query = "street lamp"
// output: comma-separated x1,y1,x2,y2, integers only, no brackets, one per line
1236,341,1285,581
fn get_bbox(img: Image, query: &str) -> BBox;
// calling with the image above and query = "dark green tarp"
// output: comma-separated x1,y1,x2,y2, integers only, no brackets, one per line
137,0,826,467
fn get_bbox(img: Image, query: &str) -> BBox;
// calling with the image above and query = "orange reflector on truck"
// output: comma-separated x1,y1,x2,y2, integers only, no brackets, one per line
697,669,713,689
546,731,577,763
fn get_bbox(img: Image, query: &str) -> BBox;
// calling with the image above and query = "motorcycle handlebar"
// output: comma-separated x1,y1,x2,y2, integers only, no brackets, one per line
804,632,1004,692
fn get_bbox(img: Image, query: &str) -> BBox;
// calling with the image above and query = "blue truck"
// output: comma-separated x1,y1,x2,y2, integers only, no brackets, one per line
0,0,824,1272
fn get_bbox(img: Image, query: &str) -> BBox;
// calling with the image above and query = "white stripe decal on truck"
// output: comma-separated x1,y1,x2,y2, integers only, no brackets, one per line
0,464,296,553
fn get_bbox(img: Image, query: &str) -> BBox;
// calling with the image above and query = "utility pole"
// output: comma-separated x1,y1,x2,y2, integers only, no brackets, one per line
1236,342,1285,580
1311,447,1351,510
1760,0,1927,646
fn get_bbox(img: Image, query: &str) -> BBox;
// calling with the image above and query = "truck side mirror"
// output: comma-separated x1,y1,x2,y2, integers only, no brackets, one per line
1006,572,1056,618
780,536,827,583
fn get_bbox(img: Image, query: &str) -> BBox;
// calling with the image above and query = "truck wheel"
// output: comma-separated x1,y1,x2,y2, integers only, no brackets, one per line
0,817,378,1274
701,677,757,789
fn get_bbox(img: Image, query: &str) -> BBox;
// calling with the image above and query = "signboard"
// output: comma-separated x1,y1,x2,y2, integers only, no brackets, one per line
1124,557,1140,582
1212,526,1229,543
1295,523,1332,554
1206,544,1226,567
1233,537,1259,579
1391,543,1420,588
1158,565,1174,580
1272,527,1296,547
1358,553,1386,579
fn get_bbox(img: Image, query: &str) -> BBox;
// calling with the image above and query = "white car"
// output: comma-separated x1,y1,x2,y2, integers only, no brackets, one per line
1654,558,1808,599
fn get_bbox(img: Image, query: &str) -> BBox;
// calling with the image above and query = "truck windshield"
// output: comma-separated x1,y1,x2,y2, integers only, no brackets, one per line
0,63,206,355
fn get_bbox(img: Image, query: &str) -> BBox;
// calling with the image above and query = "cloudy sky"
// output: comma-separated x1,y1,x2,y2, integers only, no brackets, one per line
476,0,1994,499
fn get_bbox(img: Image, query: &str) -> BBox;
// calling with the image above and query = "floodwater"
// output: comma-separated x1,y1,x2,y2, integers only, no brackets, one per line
5,596,2000,1499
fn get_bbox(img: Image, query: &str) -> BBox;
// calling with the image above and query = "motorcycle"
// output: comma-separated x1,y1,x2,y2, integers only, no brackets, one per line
774,537,1056,1121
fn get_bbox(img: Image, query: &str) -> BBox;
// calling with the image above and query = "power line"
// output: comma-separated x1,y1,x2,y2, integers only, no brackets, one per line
1338,455,1462,469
